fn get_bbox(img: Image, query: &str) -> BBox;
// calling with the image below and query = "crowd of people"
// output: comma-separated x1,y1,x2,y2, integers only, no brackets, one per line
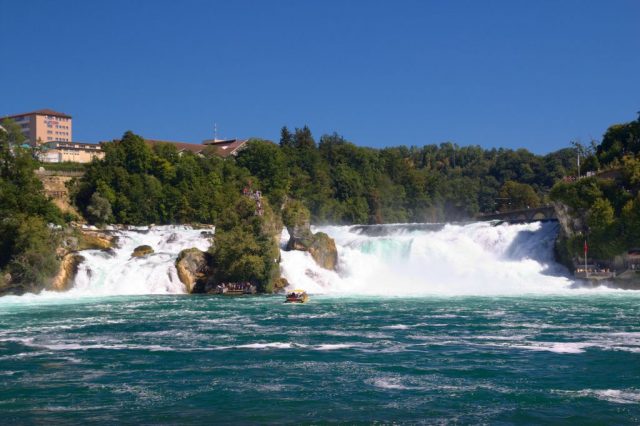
214,282,257,294
242,186,264,216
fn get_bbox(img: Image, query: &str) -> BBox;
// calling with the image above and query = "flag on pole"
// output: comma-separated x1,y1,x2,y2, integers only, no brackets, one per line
584,240,588,254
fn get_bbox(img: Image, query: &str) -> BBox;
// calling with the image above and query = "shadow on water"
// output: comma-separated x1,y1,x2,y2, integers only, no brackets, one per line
350,222,462,236
503,222,570,278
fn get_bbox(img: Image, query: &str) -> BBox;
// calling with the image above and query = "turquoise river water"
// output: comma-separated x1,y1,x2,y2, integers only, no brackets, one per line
1,294,639,424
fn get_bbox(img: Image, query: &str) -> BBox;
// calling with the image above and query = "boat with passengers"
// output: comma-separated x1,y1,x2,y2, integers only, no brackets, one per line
285,289,309,303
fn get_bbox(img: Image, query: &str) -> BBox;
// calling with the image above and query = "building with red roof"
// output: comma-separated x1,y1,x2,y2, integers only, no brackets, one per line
1,109,72,146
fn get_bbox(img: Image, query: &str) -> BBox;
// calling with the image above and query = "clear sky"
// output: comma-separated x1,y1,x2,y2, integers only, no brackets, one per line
1,0,638,153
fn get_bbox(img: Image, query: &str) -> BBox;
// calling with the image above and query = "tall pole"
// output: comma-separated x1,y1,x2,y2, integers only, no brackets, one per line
584,239,588,277
577,152,581,179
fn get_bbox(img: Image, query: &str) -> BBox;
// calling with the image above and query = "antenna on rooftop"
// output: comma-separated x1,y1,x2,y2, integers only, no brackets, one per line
214,122,218,141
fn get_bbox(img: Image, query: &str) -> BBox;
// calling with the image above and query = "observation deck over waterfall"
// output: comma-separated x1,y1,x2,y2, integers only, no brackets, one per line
477,205,557,223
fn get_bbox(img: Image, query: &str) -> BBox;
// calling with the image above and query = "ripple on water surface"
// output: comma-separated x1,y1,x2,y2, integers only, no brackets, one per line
0,294,640,423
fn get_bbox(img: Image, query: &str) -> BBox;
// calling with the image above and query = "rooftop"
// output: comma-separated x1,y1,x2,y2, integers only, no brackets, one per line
144,139,209,154
2,109,72,119
202,138,248,158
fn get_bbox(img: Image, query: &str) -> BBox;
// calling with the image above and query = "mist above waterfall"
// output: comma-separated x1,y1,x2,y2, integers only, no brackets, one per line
280,221,576,296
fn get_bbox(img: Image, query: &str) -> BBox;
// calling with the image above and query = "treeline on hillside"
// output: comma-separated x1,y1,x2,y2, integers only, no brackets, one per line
241,127,577,223
551,115,640,260
74,129,579,226
73,131,253,225
0,119,65,293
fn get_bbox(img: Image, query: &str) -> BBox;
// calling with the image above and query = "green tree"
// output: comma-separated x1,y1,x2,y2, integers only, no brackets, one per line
1,118,26,146
5,216,60,291
587,198,614,231
498,181,540,211
279,126,294,148
86,192,113,224
236,139,290,205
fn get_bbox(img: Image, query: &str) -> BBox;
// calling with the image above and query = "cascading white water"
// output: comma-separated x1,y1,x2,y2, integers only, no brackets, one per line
279,221,577,296
70,226,212,296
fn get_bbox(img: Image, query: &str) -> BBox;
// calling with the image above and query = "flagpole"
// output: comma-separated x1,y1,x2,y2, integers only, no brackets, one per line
584,239,588,278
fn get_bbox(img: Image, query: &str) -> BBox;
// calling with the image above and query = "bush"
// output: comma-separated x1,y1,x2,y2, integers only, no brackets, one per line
3,216,60,293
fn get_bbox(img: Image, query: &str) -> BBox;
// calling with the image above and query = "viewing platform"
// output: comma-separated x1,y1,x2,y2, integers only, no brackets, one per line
574,268,616,280
212,282,257,295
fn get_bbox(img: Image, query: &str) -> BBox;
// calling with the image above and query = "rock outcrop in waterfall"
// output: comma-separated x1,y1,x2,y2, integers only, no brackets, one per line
176,248,211,293
132,245,154,258
282,200,338,271
52,227,117,291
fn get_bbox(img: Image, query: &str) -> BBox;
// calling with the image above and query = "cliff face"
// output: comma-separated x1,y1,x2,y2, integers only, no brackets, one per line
552,201,583,272
552,201,585,238
35,169,84,218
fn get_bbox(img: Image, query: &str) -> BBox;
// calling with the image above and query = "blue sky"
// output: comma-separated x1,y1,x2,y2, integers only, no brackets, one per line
1,0,638,153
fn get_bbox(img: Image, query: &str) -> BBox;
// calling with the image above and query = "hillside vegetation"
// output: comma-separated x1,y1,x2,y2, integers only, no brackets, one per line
0,119,65,294
550,115,640,261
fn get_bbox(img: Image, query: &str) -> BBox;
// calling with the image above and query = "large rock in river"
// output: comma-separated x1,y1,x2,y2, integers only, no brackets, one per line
176,248,210,293
50,253,85,291
282,200,338,271
132,245,154,258
307,232,338,271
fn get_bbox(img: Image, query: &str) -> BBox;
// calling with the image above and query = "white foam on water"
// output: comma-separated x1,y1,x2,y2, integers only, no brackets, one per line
558,389,640,404
314,343,357,350
369,377,412,390
0,226,212,303
381,324,411,330
508,342,591,354
589,389,640,404
0,337,176,352
235,342,296,350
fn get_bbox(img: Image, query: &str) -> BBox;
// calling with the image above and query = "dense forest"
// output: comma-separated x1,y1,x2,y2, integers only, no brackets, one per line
244,127,580,223
72,128,579,226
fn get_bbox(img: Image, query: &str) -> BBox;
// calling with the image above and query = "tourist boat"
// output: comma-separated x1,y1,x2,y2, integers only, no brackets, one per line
285,290,309,303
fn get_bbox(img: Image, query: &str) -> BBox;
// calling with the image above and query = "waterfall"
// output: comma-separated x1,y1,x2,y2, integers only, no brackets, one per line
64,222,576,297
279,221,576,296
69,226,212,296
